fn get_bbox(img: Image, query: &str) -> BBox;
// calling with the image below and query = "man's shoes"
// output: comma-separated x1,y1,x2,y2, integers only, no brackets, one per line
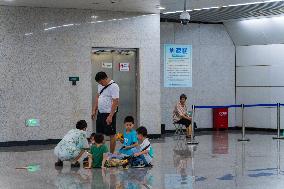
145,163,153,168
71,161,80,168
186,135,191,140
55,160,63,167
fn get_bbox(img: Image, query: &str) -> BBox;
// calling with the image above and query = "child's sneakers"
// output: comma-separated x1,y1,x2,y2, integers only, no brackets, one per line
83,157,89,168
146,163,153,168
71,161,80,168
55,160,63,167
132,163,146,168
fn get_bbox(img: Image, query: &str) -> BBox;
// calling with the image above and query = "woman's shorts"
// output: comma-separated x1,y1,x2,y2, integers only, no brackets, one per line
175,118,192,128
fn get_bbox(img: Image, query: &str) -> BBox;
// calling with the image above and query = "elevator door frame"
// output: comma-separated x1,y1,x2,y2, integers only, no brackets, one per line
91,47,139,131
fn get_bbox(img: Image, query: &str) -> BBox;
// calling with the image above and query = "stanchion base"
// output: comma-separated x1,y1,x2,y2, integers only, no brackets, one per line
272,137,284,140
187,140,199,145
238,138,250,142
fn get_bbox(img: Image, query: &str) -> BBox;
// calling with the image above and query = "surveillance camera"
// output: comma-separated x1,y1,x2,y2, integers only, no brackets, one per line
180,11,190,25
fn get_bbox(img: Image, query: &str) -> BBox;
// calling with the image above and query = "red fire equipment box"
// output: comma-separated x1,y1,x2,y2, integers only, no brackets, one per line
213,108,228,130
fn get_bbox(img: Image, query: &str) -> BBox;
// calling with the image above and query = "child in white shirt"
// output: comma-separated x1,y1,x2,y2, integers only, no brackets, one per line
132,126,153,167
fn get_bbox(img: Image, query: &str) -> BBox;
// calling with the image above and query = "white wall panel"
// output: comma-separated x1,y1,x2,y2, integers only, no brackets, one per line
236,44,284,86
237,66,284,86
237,45,284,66
224,16,284,46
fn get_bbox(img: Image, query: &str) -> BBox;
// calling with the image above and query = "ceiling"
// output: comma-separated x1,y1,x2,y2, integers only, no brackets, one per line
0,0,284,22
0,0,160,13
161,1,284,23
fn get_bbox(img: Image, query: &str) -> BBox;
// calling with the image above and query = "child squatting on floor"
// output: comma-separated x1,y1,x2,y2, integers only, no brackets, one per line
54,120,89,168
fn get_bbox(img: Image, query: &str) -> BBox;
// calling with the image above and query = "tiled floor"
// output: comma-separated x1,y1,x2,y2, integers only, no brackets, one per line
1,131,284,189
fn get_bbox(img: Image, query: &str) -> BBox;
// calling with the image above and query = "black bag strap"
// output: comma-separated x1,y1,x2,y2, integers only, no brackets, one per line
99,82,115,95
141,144,151,152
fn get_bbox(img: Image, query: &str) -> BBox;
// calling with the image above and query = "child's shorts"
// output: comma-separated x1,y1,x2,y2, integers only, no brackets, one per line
131,155,149,167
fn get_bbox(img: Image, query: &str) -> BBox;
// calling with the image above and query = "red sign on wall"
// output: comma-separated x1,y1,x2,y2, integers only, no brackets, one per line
119,63,130,71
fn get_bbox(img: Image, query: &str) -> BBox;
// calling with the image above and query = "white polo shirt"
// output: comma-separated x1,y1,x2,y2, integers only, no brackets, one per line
140,138,153,164
98,80,119,113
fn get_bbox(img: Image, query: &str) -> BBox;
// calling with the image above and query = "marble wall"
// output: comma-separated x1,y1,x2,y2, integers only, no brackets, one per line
160,22,235,129
0,6,160,142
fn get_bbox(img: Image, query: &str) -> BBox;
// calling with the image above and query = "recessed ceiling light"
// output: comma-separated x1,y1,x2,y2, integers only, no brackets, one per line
200,6,219,10
162,11,176,14
62,24,74,27
24,33,33,36
228,2,262,6
156,5,165,10
263,0,282,2
110,0,120,4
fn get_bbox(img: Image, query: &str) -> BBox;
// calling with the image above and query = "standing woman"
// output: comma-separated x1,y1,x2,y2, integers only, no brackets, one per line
173,94,192,139
92,72,119,153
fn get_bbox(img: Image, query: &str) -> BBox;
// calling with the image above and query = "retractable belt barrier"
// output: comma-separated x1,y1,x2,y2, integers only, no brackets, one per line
195,104,277,109
188,103,284,145
195,105,242,109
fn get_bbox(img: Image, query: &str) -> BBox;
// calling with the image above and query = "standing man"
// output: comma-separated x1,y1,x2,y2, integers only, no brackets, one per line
92,72,119,153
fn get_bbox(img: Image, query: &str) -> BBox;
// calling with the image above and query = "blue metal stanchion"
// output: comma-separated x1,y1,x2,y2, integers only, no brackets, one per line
273,103,284,140
276,140,281,175
238,104,250,142
187,105,199,145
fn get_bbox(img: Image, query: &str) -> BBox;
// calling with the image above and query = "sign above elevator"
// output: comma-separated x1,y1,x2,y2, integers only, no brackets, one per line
102,62,113,69
119,63,130,72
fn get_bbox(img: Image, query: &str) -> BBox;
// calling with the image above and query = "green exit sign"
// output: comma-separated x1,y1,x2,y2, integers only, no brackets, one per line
26,119,40,127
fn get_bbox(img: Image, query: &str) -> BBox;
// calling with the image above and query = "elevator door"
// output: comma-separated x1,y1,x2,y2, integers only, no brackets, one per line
91,49,137,133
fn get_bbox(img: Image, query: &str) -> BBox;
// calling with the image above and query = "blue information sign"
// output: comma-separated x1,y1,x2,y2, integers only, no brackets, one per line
164,44,192,87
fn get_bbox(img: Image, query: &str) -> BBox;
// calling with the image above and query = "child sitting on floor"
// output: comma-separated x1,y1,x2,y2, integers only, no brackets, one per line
131,126,153,167
99,116,139,168
83,132,96,167
105,126,154,168
118,116,139,156
85,133,108,169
